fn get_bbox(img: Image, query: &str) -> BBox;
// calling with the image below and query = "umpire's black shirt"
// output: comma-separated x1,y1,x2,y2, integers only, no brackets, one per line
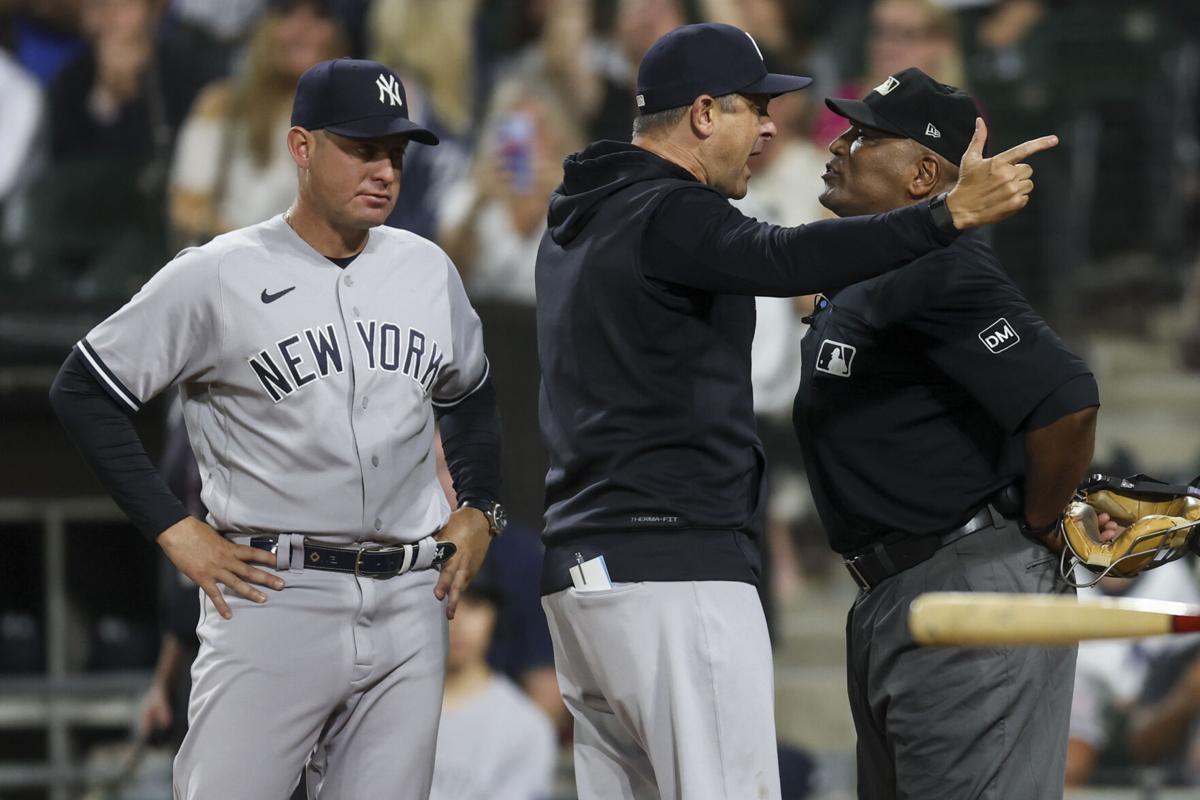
793,230,1098,555
535,140,962,594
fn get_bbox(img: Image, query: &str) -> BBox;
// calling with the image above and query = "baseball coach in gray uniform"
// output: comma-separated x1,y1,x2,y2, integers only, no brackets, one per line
50,58,506,798
535,22,1060,800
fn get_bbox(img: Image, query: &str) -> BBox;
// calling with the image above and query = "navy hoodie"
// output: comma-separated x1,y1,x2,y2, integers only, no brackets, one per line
535,140,957,594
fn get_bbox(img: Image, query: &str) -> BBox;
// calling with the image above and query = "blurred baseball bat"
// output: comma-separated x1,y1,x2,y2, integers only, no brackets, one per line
909,592,1200,646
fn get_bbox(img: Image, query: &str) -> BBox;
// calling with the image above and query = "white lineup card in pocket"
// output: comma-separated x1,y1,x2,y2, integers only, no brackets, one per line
569,554,612,592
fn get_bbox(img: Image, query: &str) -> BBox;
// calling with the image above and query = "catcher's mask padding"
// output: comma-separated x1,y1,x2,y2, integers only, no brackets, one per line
1061,478,1200,586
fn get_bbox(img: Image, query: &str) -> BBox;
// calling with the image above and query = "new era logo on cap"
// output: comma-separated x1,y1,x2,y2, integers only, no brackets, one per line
925,123,941,138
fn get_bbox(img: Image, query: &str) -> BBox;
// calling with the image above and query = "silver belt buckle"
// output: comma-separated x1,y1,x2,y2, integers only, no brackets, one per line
844,556,871,591
355,544,409,579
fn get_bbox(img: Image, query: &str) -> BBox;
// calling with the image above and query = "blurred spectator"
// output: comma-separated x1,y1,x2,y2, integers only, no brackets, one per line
434,431,567,728
732,86,830,604
699,0,810,72
3,0,86,85
368,0,475,238
614,0,685,69
168,0,346,245
165,0,266,79
0,47,43,200
369,0,476,140
503,0,635,145
48,0,203,160
812,0,963,147
137,402,203,750
1129,628,1200,784
1178,253,1200,372
1067,561,1200,787
438,77,583,305
0,45,44,261
429,566,557,800
16,0,208,298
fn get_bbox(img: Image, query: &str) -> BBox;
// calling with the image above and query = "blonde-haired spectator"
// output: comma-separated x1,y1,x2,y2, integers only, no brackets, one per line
368,0,478,140
169,0,346,244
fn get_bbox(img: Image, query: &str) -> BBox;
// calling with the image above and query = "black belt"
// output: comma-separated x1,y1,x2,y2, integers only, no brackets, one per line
248,536,456,580
842,506,1003,592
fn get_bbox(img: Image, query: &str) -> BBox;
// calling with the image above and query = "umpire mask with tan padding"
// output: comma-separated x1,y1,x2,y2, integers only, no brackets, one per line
1061,473,1200,588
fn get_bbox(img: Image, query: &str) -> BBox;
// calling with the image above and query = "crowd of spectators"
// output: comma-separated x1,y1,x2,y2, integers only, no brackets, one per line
6,0,1200,795
2,0,1198,312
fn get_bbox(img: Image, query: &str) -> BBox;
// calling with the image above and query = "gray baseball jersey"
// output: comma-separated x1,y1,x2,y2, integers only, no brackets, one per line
77,213,489,544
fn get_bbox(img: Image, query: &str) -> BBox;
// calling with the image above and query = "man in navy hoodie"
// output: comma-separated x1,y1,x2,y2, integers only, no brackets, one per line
534,22,1058,799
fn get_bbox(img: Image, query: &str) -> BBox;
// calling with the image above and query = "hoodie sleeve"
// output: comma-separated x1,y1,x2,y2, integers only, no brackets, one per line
641,187,957,297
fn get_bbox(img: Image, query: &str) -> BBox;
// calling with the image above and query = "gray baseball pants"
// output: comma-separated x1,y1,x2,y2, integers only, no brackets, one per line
173,534,448,799
847,518,1077,799
542,580,780,800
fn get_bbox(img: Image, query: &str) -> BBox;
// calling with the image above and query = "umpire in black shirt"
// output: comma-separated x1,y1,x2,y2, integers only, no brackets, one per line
795,68,1098,799
536,23,1060,799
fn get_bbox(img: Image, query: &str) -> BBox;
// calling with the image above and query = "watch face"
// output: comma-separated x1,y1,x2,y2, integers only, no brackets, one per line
492,503,508,533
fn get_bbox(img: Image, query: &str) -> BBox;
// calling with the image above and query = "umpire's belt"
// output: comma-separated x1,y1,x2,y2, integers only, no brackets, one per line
843,505,1004,592
244,534,454,579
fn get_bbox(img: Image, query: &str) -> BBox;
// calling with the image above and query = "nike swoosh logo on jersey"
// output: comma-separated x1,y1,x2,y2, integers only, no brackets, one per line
261,286,297,304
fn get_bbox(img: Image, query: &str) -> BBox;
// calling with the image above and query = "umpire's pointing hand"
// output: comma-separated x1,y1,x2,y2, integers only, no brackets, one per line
157,517,284,620
434,507,492,620
945,117,1058,230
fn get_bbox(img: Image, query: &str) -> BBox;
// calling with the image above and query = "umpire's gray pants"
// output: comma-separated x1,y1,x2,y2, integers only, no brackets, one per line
543,581,780,800
847,516,1076,800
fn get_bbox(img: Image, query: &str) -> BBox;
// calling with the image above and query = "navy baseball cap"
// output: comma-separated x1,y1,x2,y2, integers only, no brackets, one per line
635,23,812,115
291,58,439,145
825,67,979,164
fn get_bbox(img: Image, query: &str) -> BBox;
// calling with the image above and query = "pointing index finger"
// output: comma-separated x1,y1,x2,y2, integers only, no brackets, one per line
994,134,1059,165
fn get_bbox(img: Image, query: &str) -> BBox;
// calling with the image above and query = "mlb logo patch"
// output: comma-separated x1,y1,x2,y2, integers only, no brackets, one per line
815,339,856,377
978,318,1020,353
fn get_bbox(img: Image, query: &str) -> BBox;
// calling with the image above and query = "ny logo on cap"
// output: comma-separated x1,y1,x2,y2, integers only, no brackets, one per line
925,123,941,138
376,73,403,107
874,76,900,95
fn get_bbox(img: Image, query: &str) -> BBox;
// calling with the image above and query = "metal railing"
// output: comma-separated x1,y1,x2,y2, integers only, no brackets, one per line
0,498,150,800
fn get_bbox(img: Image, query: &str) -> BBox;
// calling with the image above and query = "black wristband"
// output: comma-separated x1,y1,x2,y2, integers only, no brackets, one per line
1019,515,1062,537
929,191,956,235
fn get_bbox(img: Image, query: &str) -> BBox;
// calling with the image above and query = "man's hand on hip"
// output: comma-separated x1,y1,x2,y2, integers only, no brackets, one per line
946,117,1058,229
434,507,493,620
157,517,284,620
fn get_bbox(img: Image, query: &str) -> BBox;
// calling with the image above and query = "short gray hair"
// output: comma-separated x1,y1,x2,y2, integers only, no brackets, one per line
631,94,742,138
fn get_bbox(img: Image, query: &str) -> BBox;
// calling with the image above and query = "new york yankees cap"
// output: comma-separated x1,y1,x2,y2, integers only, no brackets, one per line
291,58,439,145
825,67,979,165
635,23,812,115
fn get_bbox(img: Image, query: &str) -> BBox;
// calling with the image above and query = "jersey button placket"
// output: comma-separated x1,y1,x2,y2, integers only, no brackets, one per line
337,271,371,536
